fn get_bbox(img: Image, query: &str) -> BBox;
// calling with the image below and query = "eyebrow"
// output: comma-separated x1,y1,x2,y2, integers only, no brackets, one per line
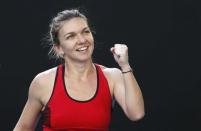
63,27,90,37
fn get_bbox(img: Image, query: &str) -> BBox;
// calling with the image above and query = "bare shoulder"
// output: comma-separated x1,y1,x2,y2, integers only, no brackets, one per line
97,64,122,96
31,67,57,88
28,67,58,103
34,67,57,85
98,64,121,76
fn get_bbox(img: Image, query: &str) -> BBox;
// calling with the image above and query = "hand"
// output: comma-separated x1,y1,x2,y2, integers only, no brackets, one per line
110,44,130,70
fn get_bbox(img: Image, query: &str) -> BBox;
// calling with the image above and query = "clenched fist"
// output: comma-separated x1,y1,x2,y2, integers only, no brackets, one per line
110,44,130,70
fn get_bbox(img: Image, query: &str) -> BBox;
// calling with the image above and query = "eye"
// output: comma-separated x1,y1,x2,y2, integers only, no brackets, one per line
83,30,91,34
65,34,75,40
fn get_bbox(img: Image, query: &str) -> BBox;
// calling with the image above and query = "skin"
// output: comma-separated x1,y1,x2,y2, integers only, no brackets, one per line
13,17,144,131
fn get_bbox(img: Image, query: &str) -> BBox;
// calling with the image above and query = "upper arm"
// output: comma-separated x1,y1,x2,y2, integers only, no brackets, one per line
110,68,145,121
14,75,44,130
113,69,127,110
106,68,128,115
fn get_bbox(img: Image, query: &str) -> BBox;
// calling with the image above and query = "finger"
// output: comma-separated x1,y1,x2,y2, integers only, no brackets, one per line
114,44,122,48
113,52,121,58
113,52,120,60
110,47,115,53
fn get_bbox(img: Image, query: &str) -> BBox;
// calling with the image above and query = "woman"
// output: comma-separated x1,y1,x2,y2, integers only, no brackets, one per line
14,9,144,131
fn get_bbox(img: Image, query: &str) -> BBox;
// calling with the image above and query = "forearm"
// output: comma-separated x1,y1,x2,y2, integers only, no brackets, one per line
121,65,145,120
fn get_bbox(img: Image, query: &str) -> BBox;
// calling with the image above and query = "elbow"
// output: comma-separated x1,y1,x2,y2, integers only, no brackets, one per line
129,112,145,121
126,109,145,121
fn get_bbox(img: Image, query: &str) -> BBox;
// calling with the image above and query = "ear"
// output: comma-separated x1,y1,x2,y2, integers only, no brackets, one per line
53,44,64,57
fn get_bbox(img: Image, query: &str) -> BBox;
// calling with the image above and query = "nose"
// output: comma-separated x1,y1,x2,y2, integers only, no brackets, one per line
77,34,86,44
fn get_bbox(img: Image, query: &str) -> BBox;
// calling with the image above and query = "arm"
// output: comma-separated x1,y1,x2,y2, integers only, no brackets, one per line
110,44,145,121
13,75,44,131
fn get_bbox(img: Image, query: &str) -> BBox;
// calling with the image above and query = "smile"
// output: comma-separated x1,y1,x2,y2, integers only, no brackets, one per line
76,46,88,52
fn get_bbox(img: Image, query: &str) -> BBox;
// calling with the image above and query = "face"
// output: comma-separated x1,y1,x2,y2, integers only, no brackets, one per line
54,17,94,63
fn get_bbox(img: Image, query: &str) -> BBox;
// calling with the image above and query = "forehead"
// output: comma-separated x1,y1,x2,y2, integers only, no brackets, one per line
59,17,88,34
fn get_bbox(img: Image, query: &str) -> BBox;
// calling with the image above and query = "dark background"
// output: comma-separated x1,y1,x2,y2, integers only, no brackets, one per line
0,0,201,130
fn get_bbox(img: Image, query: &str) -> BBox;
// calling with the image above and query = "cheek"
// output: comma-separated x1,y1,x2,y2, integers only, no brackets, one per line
88,35,94,44
59,43,71,53
60,40,74,48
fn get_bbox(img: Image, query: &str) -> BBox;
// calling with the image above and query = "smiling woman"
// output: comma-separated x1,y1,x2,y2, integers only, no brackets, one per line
13,9,145,131
48,10,94,62
55,17,94,63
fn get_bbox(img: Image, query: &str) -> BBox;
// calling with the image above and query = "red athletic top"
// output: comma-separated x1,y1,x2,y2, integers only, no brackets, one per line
42,64,112,131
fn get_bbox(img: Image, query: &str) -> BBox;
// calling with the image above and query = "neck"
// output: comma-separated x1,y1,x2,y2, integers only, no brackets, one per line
64,60,95,79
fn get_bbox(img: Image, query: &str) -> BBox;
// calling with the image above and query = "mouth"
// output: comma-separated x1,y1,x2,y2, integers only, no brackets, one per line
76,46,89,52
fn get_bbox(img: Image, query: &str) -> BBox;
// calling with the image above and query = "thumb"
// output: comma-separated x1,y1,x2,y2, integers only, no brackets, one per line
110,47,120,62
110,47,115,54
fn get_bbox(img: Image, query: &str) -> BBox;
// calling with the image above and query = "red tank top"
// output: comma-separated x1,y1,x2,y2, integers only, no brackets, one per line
42,64,112,131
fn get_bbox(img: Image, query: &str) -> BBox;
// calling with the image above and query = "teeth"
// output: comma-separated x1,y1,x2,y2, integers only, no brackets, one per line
77,47,87,51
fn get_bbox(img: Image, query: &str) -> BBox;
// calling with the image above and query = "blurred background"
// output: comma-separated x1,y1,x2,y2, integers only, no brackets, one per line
0,0,201,130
